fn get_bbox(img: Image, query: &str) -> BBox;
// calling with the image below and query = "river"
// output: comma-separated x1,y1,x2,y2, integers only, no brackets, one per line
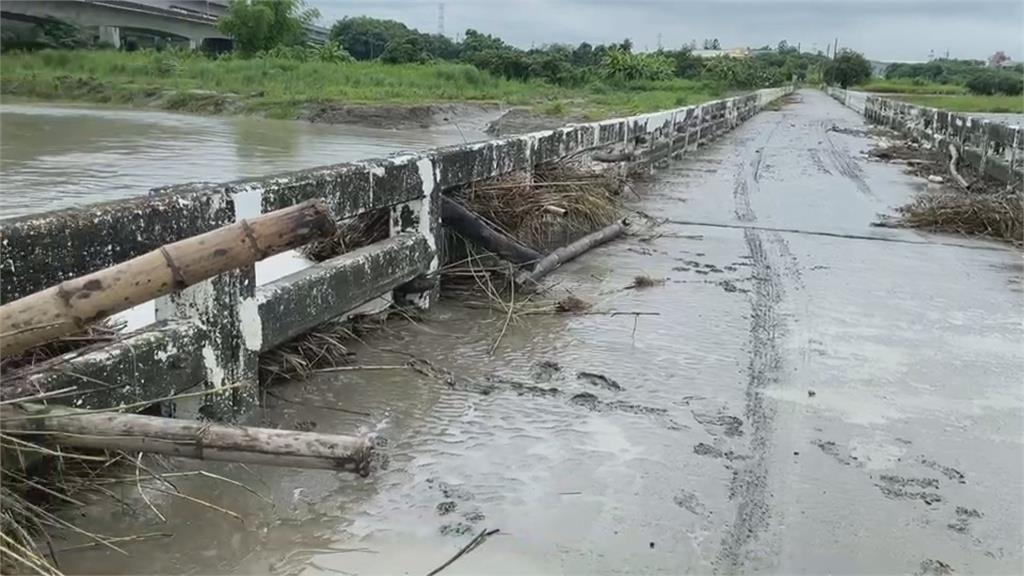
0,102,494,219
6,93,1024,575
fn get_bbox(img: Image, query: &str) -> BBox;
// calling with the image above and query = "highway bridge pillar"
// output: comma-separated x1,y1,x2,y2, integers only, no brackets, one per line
98,25,120,48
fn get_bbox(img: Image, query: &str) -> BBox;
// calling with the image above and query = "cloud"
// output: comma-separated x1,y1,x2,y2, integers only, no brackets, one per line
308,0,1024,61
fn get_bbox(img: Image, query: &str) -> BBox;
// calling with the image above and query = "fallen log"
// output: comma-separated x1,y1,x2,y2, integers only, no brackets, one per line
592,150,635,163
517,219,628,288
2,403,373,475
441,196,542,265
948,143,969,189
0,199,335,357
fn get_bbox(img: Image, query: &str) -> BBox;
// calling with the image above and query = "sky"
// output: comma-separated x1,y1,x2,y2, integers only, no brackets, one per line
306,0,1024,63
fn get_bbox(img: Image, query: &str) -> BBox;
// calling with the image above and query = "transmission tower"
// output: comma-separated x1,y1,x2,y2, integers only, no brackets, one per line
438,2,445,36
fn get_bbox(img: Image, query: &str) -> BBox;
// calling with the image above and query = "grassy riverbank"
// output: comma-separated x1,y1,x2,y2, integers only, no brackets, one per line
0,50,724,122
857,80,967,95
888,94,1024,114
856,79,1023,113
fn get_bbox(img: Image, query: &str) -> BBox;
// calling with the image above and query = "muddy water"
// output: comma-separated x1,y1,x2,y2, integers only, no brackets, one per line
0,102,494,218
37,92,1024,575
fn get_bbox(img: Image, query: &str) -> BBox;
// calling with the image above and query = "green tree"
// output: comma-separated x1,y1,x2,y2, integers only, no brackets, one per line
572,42,594,67
527,44,582,85
217,0,319,56
664,47,702,79
600,47,673,82
330,16,410,60
422,34,459,60
381,34,429,64
460,29,508,57
824,49,872,88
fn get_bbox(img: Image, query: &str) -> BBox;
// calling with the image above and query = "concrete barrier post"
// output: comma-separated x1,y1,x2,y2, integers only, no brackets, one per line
154,194,259,421
391,156,440,309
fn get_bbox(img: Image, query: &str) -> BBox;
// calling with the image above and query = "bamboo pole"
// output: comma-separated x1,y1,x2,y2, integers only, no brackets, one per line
0,199,335,357
2,403,373,475
517,219,628,288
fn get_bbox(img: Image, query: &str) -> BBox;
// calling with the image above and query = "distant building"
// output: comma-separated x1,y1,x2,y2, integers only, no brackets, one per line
692,47,751,59
987,51,1013,68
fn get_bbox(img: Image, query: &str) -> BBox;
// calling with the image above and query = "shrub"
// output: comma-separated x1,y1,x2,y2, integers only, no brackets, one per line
965,70,1023,96
600,48,674,82
314,42,354,64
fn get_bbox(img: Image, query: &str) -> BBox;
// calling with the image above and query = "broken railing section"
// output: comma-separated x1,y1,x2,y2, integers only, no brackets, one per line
0,87,791,419
826,87,1023,190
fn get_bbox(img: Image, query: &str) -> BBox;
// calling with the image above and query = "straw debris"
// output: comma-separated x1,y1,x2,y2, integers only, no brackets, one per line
555,295,592,313
628,275,664,289
868,133,1022,244
0,319,126,376
889,190,1023,244
448,160,625,253
301,208,389,262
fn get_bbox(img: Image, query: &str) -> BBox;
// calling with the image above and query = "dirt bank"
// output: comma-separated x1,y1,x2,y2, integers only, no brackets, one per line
1,75,505,130
302,102,502,130
485,107,579,136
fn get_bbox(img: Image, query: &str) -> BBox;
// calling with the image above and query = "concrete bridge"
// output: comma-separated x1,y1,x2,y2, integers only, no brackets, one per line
0,87,789,417
3,89,1023,574
1,0,328,49
2,86,1020,419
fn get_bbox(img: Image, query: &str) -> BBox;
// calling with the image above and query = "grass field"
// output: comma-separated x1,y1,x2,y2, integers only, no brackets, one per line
857,80,967,95
0,50,723,120
889,94,1024,114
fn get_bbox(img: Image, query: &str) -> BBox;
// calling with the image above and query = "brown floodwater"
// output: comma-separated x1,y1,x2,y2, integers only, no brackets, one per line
0,101,494,218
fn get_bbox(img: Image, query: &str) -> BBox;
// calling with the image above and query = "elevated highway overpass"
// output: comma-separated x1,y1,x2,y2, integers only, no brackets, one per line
2,0,328,49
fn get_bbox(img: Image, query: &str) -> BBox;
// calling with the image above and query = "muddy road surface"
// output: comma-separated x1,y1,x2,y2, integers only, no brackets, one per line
59,90,1022,575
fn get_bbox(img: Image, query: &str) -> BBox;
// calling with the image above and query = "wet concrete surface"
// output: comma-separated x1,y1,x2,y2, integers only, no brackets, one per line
55,90,1023,575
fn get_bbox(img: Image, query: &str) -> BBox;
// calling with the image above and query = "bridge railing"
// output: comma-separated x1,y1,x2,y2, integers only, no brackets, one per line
826,87,1023,188
1,87,791,419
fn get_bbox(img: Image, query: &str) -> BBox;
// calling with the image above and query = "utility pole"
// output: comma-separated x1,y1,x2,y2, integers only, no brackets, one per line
437,2,445,36
833,37,839,59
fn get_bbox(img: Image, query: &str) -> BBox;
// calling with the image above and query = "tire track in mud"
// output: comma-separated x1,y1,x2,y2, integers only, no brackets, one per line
821,121,876,199
808,148,833,175
717,114,790,573
732,115,782,224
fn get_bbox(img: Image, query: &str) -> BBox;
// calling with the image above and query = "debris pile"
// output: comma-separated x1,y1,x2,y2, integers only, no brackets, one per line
868,132,1022,244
